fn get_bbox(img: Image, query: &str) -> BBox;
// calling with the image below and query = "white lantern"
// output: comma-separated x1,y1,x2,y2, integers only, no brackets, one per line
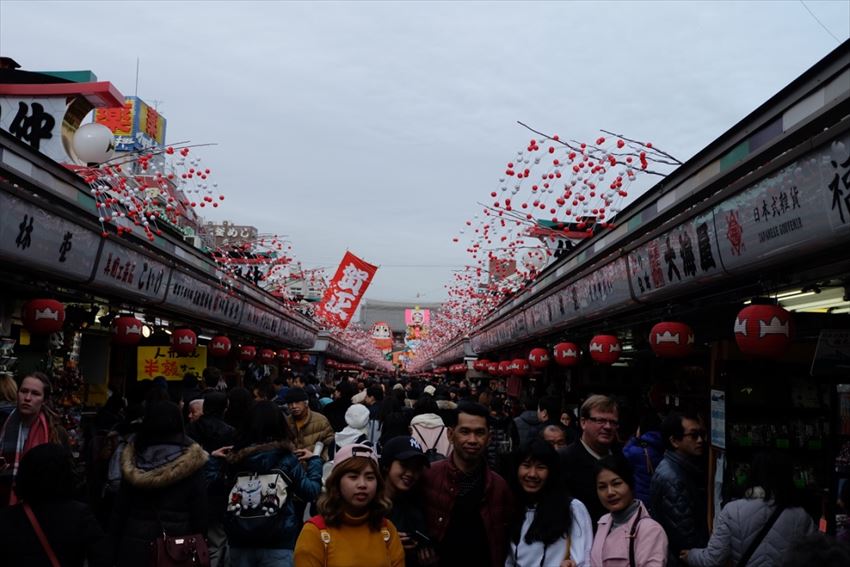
73,123,115,165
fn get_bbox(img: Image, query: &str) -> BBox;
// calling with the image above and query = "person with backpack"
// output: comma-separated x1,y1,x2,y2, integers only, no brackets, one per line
409,396,451,463
622,412,663,506
294,443,405,567
591,453,667,566
208,400,323,567
680,451,815,567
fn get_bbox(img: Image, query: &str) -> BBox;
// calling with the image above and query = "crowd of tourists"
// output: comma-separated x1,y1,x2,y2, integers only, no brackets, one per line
0,368,847,567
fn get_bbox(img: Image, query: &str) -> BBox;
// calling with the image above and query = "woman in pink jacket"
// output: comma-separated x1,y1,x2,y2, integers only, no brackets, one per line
590,454,668,566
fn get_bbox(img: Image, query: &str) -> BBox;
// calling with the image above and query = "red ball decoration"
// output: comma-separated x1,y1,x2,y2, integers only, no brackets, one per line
589,335,621,364
734,304,792,357
498,360,513,376
259,348,276,364
22,299,65,334
450,363,467,375
649,322,695,358
112,316,144,345
553,342,580,366
277,348,290,362
486,361,499,375
208,335,232,357
527,347,550,369
171,328,197,355
239,345,257,361
511,358,530,376
473,359,488,372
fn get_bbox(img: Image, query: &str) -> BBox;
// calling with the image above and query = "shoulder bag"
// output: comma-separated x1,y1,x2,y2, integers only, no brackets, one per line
736,506,784,567
23,503,61,567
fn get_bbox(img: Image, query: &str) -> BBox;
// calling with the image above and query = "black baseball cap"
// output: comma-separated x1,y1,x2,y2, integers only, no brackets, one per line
283,387,308,403
380,436,430,468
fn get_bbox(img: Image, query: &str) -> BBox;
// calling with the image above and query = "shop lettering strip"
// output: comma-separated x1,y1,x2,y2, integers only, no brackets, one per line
0,191,100,282
241,301,282,340
91,240,170,303
277,318,316,350
714,132,850,273
552,257,633,323
163,269,243,325
626,211,724,301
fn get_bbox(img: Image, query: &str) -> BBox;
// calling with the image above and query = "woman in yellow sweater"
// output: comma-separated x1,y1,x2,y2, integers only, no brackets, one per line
295,443,405,567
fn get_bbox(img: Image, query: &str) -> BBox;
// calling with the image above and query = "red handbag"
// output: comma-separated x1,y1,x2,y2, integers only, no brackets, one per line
150,532,210,567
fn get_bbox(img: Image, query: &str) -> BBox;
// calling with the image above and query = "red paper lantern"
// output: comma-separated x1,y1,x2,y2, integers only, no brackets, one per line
208,335,232,357
112,316,143,345
473,359,489,372
498,360,513,376
649,322,695,358
450,363,466,374
511,358,530,376
527,347,550,369
589,335,621,364
486,362,499,375
277,348,290,361
259,348,276,364
734,304,792,357
553,342,580,366
239,345,257,361
171,328,197,355
22,299,65,334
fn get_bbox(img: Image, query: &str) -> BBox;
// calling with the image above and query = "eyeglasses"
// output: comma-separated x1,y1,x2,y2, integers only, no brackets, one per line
585,416,619,428
682,430,707,440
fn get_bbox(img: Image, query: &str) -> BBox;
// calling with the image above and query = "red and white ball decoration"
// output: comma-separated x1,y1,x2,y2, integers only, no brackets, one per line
498,360,513,376
277,349,290,362
22,299,65,334
527,347,550,369
208,335,232,357
734,304,792,358
112,316,144,346
511,358,530,376
170,328,197,355
486,361,499,375
649,322,695,358
239,345,257,361
553,342,580,366
589,335,621,364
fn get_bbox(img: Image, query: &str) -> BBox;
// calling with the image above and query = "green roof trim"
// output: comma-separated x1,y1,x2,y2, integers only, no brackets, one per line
719,140,749,173
37,70,98,83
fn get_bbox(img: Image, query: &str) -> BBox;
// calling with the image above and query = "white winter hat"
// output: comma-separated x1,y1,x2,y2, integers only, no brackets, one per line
351,389,367,404
423,385,436,397
345,403,370,431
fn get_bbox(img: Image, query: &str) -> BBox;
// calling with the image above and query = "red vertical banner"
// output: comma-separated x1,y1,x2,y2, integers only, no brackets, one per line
316,252,378,329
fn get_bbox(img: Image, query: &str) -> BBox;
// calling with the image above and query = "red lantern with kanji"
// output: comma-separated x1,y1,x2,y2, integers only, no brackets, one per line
473,359,488,372
589,335,621,364
528,347,550,369
450,363,466,375
112,316,143,345
498,360,513,376
22,299,65,334
277,348,290,362
553,342,580,366
259,348,276,364
239,345,257,361
649,322,695,358
511,358,530,376
208,335,232,357
486,362,499,375
734,304,792,357
171,328,197,355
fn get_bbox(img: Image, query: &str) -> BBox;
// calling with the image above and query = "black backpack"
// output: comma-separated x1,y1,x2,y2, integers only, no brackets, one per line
411,424,447,463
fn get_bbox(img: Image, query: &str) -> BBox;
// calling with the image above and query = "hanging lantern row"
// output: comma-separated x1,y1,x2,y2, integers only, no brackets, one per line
449,363,467,374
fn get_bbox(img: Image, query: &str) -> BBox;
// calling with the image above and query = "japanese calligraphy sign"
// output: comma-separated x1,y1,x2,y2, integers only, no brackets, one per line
714,131,850,274
626,211,724,301
0,97,67,162
137,346,207,381
552,257,633,324
316,252,377,329
0,191,100,282
94,96,167,152
91,240,170,303
163,269,243,326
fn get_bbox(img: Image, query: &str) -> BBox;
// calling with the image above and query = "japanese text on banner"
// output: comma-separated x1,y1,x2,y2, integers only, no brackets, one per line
137,346,208,381
317,252,377,328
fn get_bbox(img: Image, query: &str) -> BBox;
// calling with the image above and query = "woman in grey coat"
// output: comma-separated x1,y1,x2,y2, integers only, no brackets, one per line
681,451,814,567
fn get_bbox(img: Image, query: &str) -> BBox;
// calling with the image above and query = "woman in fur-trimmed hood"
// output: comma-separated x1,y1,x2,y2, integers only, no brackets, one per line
110,400,209,567
206,400,323,566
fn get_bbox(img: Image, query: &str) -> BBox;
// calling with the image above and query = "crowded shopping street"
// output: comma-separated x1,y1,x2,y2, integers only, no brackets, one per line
1,2,850,566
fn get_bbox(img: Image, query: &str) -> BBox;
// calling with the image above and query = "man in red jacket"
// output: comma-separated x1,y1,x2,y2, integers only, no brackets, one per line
421,401,514,567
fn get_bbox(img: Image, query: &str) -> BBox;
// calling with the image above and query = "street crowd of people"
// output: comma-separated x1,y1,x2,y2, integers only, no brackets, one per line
0,368,847,567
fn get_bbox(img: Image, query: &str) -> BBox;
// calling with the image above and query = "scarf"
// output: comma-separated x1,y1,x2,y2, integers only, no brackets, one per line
0,409,51,505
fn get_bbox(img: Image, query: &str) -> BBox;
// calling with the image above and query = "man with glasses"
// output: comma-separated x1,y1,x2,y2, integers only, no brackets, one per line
650,412,709,566
559,394,620,526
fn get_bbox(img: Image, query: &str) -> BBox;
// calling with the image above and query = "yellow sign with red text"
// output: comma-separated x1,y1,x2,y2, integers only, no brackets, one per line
137,346,207,381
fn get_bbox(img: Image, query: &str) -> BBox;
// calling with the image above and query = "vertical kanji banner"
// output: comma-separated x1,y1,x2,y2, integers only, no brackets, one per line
316,251,378,329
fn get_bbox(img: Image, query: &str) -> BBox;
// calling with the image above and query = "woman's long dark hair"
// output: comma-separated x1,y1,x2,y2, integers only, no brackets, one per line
236,400,293,449
748,450,800,509
509,439,573,546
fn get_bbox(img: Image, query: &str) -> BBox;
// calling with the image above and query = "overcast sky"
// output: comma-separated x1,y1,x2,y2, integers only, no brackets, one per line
2,1,848,303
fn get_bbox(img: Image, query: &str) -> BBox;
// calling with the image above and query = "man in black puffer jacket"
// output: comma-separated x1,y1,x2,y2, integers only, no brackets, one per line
650,412,709,567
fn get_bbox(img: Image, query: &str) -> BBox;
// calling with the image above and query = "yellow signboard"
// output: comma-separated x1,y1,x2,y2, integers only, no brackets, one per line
137,346,207,381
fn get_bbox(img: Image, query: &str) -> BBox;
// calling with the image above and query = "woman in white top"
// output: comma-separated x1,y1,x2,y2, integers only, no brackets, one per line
506,438,593,567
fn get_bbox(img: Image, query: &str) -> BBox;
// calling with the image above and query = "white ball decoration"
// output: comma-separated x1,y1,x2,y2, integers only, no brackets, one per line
73,123,115,165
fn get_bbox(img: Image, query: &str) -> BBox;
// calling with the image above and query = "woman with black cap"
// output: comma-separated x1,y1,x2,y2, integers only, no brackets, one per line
380,435,437,566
